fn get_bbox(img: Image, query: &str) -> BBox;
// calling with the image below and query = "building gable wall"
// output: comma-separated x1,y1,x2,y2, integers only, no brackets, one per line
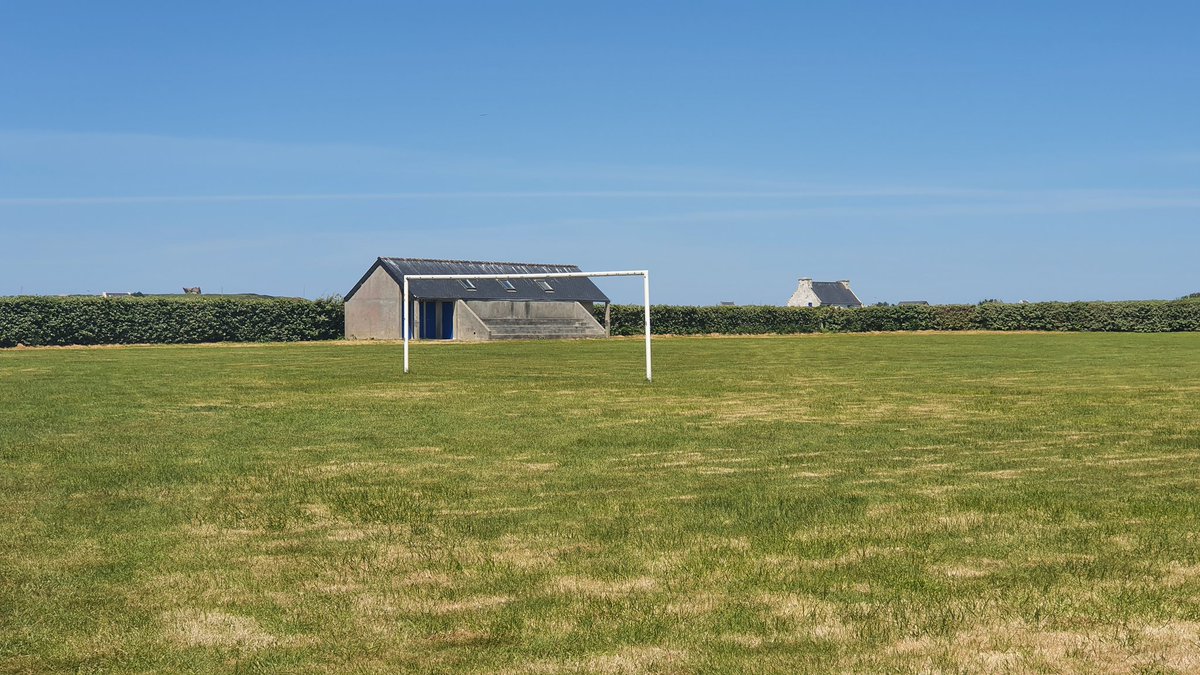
787,279,824,307
345,265,402,339
787,286,823,307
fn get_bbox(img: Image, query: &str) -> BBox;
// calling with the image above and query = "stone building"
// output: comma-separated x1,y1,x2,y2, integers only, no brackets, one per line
786,278,863,308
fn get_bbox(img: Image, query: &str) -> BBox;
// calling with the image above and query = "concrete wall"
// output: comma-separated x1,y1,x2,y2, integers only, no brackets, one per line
454,300,491,342
465,299,584,320
345,266,401,339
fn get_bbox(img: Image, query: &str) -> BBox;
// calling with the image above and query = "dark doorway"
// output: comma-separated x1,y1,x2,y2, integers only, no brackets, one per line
418,301,454,339
441,301,454,339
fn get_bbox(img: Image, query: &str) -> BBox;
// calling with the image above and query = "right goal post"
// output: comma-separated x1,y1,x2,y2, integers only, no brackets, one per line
402,270,653,381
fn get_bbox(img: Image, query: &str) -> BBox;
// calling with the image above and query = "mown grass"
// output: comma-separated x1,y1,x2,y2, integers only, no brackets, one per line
2,333,1200,673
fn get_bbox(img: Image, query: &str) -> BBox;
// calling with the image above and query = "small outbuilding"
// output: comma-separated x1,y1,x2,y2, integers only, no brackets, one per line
344,258,610,341
786,278,864,308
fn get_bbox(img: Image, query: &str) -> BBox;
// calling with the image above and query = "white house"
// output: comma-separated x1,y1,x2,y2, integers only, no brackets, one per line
786,278,863,308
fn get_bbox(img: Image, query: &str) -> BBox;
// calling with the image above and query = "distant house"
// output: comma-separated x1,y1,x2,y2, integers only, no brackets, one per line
786,278,863,308
344,257,610,341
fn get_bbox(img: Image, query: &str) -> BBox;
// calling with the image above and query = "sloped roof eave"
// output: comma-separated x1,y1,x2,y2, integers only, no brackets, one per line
344,257,610,303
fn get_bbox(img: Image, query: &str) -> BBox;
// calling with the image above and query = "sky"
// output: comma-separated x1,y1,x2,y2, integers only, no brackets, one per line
1,1,1198,305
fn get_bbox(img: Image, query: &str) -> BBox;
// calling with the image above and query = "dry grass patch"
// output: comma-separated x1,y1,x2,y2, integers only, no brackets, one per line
353,591,510,622
933,511,987,530
1161,561,1200,587
796,545,907,570
584,646,690,674
163,609,277,650
181,523,263,540
791,470,835,479
975,467,1043,479
704,398,810,424
938,566,990,579
147,571,243,606
304,459,417,477
424,628,492,647
353,385,445,401
522,462,558,472
760,593,854,642
885,620,1200,673
937,558,1007,579
657,452,706,468
551,576,658,598
704,536,751,552
723,634,765,649
695,466,742,475
326,527,372,542
489,535,559,570
429,595,510,615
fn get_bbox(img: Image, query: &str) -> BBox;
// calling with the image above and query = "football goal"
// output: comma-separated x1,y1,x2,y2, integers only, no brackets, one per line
403,270,652,381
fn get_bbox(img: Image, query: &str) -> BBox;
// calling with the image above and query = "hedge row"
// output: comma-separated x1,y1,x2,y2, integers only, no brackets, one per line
4,297,1197,348
594,301,1200,336
0,296,344,347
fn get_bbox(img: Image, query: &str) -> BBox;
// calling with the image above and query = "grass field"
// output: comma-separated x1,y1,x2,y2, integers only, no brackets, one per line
3,333,1200,673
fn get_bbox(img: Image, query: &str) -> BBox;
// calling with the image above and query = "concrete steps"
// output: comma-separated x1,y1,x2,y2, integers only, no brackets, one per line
481,317,606,340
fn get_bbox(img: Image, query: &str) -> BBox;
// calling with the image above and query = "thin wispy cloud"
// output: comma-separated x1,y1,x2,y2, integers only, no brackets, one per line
550,190,1200,226
0,187,1000,206
4,131,1198,215
0,130,922,193
3,188,1199,214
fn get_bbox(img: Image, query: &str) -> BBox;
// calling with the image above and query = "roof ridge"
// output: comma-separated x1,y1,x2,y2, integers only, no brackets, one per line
381,257,581,268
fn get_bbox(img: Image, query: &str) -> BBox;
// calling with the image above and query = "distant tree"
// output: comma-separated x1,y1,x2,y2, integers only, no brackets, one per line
977,298,1002,305
1181,292,1200,300
873,301,892,307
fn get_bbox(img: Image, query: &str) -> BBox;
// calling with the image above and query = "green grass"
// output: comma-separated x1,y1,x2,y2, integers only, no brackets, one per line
3,333,1200,673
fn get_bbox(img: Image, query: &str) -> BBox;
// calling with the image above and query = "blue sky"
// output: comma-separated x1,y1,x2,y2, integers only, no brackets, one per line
2,1,1198,304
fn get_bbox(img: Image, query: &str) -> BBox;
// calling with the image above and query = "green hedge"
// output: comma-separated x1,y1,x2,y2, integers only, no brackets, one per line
594,301,1200,336
0,296,344,347
5,297,1197,348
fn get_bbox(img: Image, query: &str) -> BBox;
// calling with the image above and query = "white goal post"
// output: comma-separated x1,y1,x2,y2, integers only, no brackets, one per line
403,270,652,381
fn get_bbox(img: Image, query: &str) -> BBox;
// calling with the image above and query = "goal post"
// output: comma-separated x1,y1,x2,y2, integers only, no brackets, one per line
403,270,652,381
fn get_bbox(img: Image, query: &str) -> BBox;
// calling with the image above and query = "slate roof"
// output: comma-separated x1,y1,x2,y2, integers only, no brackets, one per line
345,258,610,303
812,281,862,307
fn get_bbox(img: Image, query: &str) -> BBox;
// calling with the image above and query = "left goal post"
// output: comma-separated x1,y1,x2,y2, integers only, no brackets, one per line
403,270,652,381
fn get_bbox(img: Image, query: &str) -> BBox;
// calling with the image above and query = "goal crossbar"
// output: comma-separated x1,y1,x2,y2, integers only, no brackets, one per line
403,270,652,381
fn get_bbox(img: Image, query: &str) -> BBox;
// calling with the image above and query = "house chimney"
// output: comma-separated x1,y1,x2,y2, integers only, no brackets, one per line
838,279,851,288
798,277,813,287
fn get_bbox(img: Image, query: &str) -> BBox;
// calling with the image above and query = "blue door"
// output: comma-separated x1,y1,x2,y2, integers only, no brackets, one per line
419,301,435,339
417,301,453,339
441,301,454,340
